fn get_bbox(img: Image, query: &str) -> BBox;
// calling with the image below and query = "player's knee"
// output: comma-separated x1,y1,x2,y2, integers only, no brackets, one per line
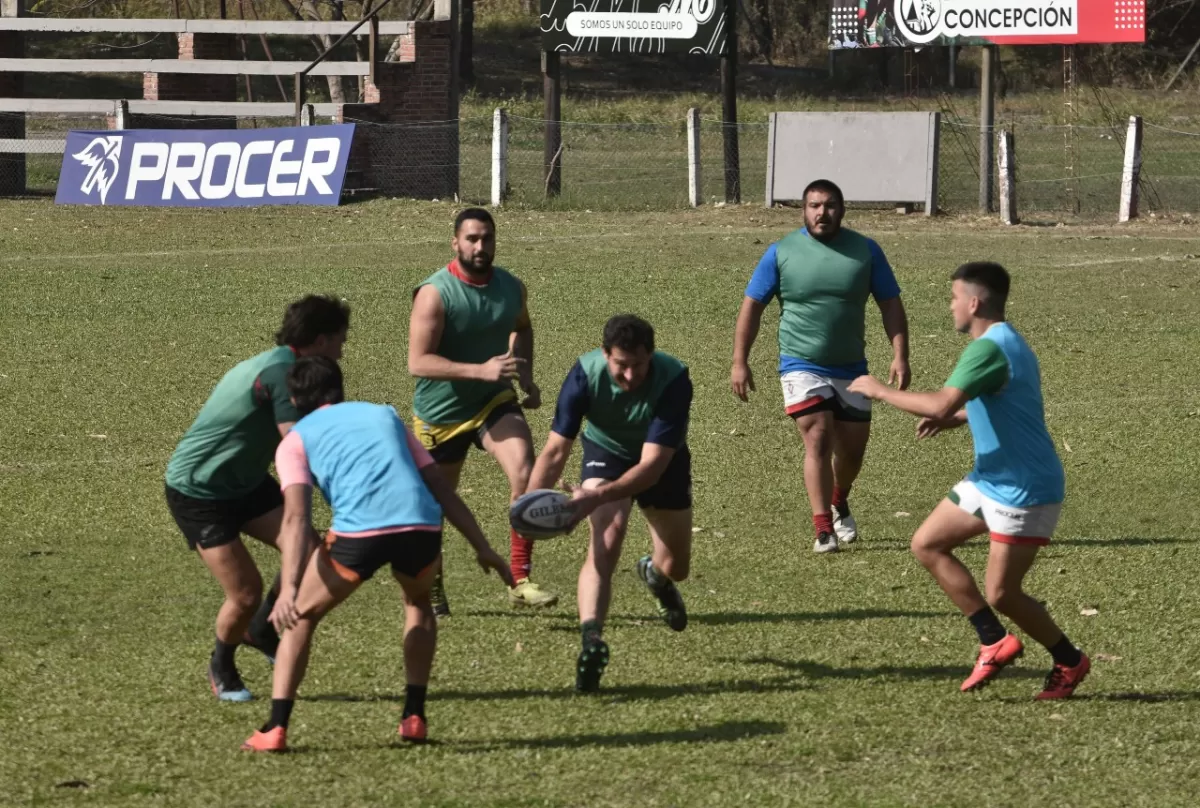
510,466,533,500
230,582,262,614
801,423,832,457
985,582,1020,613
909,535,937,566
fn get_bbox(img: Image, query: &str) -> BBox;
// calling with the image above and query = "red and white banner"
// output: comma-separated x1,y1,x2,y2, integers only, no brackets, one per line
829,0,1145,49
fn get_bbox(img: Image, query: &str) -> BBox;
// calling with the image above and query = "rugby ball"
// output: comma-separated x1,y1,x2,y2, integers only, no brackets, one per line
510,489,575,539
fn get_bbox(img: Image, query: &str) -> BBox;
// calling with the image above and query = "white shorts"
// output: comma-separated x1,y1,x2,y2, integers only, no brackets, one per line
780,371,871,421
950,480,1062,545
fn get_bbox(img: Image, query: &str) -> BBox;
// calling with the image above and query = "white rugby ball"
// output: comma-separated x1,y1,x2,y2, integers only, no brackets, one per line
509,489,575,539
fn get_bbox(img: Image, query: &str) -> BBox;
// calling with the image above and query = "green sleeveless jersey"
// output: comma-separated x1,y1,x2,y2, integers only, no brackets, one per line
165,346,298,499
413,264,525,425
775,227,875,367
579,349,687,459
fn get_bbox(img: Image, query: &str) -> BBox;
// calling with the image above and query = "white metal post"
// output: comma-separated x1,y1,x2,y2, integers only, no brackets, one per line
1119,115,1143,222
492,107,508,206
687,107,701,207
998,129,1018,225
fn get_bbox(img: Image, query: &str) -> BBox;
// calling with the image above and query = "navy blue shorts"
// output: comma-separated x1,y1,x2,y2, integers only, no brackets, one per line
579,438,692,511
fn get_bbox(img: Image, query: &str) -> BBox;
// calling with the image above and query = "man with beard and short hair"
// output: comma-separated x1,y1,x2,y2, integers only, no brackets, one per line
730,179,911,555
407,208,558,613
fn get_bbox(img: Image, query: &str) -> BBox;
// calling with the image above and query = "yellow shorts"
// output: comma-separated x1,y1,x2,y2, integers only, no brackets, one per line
411,390,521,464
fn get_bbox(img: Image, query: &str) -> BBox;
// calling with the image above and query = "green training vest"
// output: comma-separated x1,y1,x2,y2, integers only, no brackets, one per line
579,348,687,460
775,227,874,367
413,265,524,425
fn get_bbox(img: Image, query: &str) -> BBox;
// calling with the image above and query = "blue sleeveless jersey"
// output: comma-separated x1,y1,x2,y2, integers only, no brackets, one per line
291,402,442,533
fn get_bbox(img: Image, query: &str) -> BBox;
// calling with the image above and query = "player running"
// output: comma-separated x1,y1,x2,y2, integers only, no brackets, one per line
241,357,513,752
526,315,693,693
847,262,1089,699
408,208,557,614
731,178,910,554
164,294,349,702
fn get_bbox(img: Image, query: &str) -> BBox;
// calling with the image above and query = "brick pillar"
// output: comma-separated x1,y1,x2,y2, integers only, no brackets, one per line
0,0,25,195
140,33,237,130
339,20,457,199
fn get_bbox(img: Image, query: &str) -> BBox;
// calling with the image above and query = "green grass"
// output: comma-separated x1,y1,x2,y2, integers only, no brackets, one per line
3,201,1200,806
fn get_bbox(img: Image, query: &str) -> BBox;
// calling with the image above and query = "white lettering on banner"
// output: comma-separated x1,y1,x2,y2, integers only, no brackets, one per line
267,140,301,197
125,142,168,200
120,138,342,202
200,141,240,200
234,141,273,198
657,0,717,24
893,0,1077,44
565,12,698,38
298,138,340,196
164,142,205,200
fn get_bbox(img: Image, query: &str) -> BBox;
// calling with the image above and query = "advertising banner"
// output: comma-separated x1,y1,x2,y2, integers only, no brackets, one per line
55,124,355,207
541,0,730,55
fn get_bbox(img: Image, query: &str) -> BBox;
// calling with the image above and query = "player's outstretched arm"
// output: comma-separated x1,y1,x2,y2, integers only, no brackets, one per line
732,297,766,401
848,376,969,421
270,483,317,632
408,286,525,383
528,431,574,493
420,464,515,587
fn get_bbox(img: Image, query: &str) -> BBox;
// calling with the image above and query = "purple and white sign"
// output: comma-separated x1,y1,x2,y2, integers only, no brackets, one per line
55,124,355,207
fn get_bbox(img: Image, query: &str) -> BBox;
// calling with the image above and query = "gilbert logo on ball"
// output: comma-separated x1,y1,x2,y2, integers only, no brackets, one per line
510,489,575,539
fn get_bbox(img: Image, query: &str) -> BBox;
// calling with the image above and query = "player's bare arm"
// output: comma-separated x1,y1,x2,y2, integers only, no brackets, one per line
877,296,911,390
269,483,317,632
527,431,574,492
731,297,766,401
419,464,515,587
511,279,540,408
408,285,524,383
569,442,676,522
847,377,969,422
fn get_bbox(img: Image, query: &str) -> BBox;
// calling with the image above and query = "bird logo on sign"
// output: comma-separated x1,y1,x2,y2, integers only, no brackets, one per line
72,136,123,205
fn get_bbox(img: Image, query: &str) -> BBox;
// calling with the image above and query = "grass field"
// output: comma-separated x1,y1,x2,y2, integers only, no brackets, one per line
3,200,1200,807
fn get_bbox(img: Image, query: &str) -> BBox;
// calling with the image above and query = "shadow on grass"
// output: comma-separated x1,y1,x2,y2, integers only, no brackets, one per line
463,719,787,752
317,720,788,755
1074,691,1200,704
743,656,1046,682
852,536,1192,552
464,608,955,628
307,674,813,705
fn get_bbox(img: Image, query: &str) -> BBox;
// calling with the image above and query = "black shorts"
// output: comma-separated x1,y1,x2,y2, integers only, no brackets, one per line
165,478,283,551
579,438,692,511
325,529,443,582
426,401,524,465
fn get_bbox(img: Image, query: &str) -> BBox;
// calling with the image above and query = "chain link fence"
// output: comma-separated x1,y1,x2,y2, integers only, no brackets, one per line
4,108,1199,217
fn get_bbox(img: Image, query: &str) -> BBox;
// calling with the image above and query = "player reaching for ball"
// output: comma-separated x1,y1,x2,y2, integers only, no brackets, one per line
164,295,349,702
847,262,1089,699
241,357,513,753
408,208,557,615
526,315,693,693
731,178,910,554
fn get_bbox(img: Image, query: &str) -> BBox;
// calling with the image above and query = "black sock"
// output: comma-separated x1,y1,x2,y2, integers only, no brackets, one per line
212,639,238,675
967,607,1008,646
403,685,428,720
581,619,603,647
1048,635,1082,667
261,698,294,732
246,581,281,653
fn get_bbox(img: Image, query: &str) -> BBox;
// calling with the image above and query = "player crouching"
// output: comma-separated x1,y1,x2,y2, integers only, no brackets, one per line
527,315,694,693
242,357,513,752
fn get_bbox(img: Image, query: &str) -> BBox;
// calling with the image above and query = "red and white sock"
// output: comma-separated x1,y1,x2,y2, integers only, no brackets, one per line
510,528,533,583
